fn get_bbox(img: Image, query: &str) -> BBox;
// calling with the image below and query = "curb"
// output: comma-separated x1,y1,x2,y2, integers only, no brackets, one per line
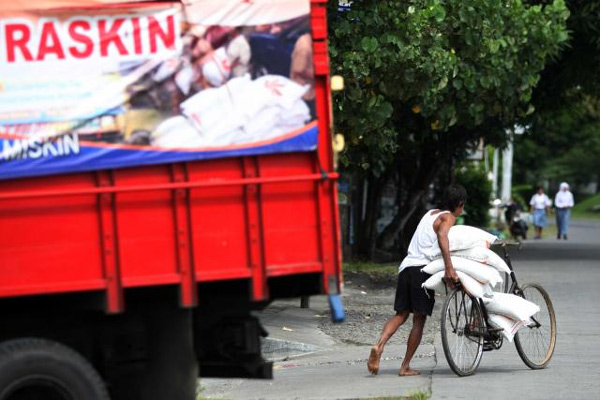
261,337,325,361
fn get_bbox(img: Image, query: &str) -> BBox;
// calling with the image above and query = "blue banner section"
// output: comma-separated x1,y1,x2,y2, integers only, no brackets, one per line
0,124,317,180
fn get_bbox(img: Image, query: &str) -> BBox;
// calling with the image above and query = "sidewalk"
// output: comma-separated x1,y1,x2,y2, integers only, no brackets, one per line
258,296,335,361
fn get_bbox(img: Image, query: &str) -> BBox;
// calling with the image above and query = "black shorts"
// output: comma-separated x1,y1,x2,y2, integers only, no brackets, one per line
394,266,435,316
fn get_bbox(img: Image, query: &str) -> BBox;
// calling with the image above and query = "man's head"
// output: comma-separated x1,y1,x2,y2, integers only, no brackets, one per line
560,182,569,192
442,184,467,216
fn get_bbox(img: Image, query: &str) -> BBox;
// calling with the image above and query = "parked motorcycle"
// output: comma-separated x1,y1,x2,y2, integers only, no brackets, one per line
504,201,528,240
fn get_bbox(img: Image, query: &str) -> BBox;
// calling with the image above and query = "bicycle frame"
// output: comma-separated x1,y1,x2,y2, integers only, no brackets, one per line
496,243,543,329
456,243,524,350
498,243,521,295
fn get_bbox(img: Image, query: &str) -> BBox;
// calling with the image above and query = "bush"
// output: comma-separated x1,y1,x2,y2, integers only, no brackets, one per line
455,163,492,227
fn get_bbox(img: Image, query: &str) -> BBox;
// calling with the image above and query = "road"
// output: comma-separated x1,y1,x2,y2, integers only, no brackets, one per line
200,219,600,399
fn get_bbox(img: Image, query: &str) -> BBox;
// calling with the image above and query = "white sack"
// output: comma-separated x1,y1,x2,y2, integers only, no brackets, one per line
156,74,310,148
488,314,526,342
451,247,511,274
152,116,203,148
421,257,503,286
483,292,540,322
422,271,446,294
426,225,498,259
422,270,493,298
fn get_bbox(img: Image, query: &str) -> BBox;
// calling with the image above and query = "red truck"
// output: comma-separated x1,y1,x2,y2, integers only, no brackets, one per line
0,1,343,399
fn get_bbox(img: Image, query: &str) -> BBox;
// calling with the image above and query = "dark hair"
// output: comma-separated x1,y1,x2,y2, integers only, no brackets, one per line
442,184,467,212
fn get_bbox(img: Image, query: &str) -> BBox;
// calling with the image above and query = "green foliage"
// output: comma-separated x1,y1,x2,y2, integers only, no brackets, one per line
515,0,600,189
511,183,533,209
515,95,600,186
455,163,492,227
572,193,600,220
328,0,570,176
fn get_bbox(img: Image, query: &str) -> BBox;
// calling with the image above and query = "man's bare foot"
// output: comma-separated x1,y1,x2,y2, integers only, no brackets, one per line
367,347,382,375
399,367,420,376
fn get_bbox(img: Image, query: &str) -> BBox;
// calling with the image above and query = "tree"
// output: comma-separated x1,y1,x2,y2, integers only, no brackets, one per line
328,0,569,259
515,0,600,190
455,163,492,227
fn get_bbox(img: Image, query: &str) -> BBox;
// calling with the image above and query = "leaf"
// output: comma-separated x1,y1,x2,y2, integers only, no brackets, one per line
438,76,448,90
361,37,379,53
432,5,446,23
449,114,458,127
453,79,463,90
526,104,536,115
489,41,500,53
368,93,377,108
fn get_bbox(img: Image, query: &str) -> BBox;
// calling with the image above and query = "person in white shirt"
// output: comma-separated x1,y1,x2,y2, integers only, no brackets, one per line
367,184,466,377
554,182,574,240
529,185,552,239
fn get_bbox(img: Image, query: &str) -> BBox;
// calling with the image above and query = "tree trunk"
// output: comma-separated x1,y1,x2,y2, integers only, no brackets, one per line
376,150,445,258
352,172,389,260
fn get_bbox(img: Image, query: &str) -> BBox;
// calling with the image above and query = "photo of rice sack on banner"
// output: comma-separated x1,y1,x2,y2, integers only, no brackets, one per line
0,0,317,180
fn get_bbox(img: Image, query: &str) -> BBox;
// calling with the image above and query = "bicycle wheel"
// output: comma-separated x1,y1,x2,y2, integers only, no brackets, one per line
441,288,484,376
514,284,556,369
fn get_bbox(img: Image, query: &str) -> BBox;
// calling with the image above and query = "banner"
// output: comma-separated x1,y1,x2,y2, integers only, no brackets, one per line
0,0,317,179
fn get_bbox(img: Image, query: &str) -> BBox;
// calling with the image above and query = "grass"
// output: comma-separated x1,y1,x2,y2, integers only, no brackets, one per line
572,193,600,220
363,390,432,400
343,261,398,275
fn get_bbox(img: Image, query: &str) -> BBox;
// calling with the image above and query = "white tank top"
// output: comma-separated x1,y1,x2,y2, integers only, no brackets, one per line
399,210,450,273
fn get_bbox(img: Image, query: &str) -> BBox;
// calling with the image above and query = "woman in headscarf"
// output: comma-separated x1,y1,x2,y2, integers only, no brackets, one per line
554,182,574,240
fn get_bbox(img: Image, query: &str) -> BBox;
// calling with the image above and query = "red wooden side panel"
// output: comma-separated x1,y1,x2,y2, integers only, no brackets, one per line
0,175,105,297
113,166,179,287
259,153,321,276
187,159,251,282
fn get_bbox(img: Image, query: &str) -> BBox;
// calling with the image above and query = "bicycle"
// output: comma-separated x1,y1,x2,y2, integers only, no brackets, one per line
440,240,557,376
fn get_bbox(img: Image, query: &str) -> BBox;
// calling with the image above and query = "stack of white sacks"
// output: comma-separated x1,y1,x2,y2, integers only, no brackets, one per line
421,225,540,341
152,74,311,148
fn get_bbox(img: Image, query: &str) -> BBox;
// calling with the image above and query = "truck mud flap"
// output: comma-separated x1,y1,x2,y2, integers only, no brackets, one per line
194,314,273,379
328,294,345,323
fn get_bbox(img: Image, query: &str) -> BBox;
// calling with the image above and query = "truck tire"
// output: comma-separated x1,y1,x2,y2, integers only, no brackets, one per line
0,338,110,400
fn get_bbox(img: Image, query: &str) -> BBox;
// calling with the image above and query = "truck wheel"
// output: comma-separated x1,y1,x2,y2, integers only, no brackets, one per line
0,338,110,400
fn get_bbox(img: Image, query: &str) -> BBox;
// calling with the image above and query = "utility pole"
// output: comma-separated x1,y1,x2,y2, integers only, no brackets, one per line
492,148,499,200
501,129,513,204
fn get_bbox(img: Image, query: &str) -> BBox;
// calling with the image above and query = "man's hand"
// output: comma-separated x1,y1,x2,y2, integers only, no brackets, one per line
444,267,460,290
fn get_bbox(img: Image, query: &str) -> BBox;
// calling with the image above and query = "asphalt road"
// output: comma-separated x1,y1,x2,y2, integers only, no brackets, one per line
432,219,600,400
201,219,600,399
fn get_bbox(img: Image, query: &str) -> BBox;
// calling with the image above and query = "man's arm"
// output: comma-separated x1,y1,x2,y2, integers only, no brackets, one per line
434,213,459,287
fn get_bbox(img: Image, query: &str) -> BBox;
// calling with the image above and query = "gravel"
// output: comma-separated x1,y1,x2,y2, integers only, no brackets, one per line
318,271,442,347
